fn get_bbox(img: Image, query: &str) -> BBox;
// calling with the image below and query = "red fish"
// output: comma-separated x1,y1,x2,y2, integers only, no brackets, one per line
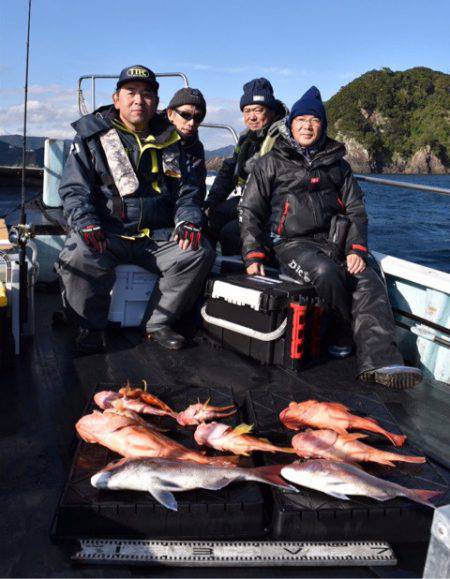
94,390,176,418
194,422,296,456
76,410,237,467
280,400,406,447
291,429,426,467
118,384,178,419
177,399,237,426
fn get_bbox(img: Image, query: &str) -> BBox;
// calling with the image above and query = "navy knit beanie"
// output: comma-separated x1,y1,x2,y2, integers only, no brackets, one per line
240,78,277,111
288,86,327,134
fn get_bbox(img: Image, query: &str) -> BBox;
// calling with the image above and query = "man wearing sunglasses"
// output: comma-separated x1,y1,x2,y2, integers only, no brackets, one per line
205,77,287,255
57,65,214,353
167,87,207,208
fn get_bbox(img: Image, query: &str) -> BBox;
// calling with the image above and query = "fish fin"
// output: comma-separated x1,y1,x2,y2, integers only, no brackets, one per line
252,464,298,492
231,423,254,436
149,488,178,511
209,454,241,466
326,491,350,501
326,402,350,412
201,477,233,491
341,432,368,441
408,489,442,508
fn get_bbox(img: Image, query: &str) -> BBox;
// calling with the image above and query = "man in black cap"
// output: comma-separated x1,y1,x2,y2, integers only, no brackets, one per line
166,87,207,205
57,65,214,352
205,78,287,255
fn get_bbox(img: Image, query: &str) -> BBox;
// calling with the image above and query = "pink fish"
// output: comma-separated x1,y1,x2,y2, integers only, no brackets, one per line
194,422,296,456
291,429,426,467
280,400,406,446
76,410,238,467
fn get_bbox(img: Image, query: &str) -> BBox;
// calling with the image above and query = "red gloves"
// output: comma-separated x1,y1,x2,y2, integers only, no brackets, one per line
175,222,202,250
80,225,107,253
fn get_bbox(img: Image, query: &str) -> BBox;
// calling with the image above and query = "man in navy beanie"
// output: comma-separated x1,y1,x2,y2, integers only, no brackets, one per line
205,78,287,255
239,86,422,389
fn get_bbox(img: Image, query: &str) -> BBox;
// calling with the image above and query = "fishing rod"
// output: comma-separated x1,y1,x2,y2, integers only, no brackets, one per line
9,0,34,352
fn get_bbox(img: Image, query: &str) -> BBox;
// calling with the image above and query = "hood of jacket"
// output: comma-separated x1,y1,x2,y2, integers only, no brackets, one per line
72,106,176,144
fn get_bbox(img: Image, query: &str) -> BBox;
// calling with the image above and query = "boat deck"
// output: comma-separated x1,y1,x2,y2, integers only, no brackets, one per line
1,289,450,578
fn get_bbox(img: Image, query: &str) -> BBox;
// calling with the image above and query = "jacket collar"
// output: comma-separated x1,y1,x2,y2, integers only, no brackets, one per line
275,124,346,167
72,106,177,145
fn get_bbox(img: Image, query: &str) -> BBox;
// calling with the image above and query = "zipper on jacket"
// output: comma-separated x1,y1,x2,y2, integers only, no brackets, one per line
277,201,290,235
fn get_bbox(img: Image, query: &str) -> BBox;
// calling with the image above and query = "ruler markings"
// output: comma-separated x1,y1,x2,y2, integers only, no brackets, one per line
73,539,397,567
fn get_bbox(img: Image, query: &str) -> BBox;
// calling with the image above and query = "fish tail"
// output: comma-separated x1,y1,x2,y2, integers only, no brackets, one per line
389,433,407,447
352,418,407,447
407,489,442,507
396,454,426,464
251,464,297,491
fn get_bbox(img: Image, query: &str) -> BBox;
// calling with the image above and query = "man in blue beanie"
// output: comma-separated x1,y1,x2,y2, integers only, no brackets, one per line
205,78,287,255
239,86,422,389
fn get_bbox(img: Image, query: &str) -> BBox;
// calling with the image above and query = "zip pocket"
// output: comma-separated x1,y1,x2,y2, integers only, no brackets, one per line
277,201,290,235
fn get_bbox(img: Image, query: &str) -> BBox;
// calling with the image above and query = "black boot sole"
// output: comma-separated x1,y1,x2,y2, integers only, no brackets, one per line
360,370,422,390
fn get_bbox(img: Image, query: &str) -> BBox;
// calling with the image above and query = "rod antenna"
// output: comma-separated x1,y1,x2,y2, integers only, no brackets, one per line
21,0,32,225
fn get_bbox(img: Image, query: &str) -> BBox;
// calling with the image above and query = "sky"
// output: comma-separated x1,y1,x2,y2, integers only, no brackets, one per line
1,0,450,149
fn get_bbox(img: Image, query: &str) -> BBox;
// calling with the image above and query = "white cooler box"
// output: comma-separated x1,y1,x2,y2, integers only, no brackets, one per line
108,265,159,327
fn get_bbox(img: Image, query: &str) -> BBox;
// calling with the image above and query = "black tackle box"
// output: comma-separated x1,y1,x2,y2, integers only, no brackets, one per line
202,274,323,371
52,383,268,541
245,386,450,543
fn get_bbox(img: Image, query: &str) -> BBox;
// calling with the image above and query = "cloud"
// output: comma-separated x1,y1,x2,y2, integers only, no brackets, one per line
0,93,78,139
177,63,309,78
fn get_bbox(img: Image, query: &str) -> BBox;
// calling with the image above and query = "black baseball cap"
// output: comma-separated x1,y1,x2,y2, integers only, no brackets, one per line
116,65,159,91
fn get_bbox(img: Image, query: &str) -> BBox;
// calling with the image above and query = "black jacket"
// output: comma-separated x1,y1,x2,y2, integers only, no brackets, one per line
205,100,288,210
239,128,368,261
59,107,203,236
179,134,207,203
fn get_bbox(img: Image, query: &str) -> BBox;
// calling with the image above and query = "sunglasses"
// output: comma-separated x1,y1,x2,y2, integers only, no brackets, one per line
174,109,204,123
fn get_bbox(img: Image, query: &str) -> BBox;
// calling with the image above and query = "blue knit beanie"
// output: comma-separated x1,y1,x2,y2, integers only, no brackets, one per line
240,77,277,111
288,86,327,134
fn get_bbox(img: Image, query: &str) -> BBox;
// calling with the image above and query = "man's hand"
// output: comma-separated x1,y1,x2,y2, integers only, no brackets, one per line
80,225,107,253
347,253,366,275
246,263,265,276
174,222,202,251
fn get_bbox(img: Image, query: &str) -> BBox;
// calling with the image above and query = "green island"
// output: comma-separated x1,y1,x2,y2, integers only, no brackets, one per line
326,66,450,173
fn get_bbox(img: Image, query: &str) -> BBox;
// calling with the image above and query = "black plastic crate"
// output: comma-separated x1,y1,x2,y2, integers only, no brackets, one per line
52,383,268,541
203,274,322,370
245,387,450,542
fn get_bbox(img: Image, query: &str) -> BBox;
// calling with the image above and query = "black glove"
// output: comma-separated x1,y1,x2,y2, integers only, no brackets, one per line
80,225,107,253
175,222,202,250
243,250,267,269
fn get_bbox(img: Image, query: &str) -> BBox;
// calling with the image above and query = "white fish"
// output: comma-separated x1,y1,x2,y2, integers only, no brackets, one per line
91,457,297,511
281,459,441,507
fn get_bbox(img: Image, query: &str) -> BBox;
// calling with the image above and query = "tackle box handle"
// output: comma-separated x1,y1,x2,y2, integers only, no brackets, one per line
201,305,287,341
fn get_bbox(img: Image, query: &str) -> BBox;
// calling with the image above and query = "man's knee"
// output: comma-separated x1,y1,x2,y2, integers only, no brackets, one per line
287,253,340,283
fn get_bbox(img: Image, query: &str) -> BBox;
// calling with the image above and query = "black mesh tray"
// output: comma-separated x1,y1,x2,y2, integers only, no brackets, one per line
245,387,450,542
52,383,268,541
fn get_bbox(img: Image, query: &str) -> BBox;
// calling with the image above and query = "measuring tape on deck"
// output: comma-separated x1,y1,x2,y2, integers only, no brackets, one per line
73,539,397,567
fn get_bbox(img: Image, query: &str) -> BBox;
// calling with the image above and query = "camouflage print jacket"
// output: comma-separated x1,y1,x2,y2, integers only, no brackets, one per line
59,107,203,236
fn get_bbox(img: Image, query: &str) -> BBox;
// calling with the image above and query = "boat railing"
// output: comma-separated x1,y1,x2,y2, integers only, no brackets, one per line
78,72,190,115
355,174,450,197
